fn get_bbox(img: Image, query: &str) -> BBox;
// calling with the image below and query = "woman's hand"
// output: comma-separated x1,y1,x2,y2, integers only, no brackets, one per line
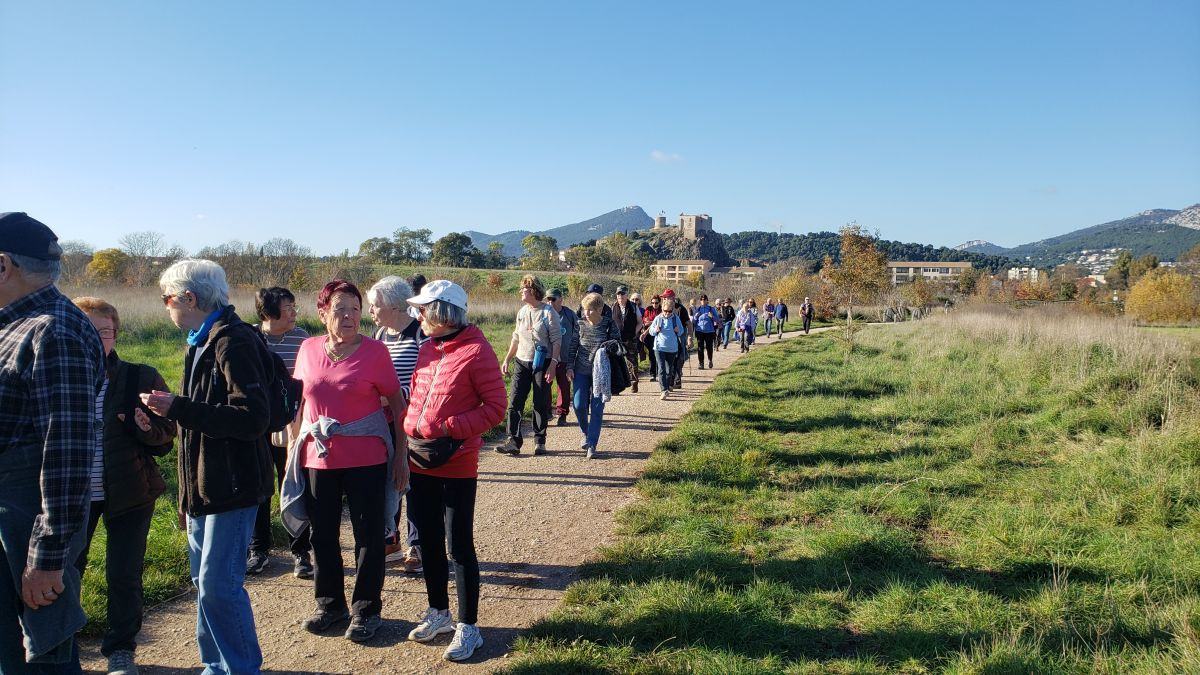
500,359,510,377
117,407,153,432
544,362,556,384
566,369,574,382
140,390,175,417
392,453,410,492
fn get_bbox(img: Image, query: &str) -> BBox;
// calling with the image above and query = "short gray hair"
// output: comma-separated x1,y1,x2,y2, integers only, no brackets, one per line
366,275,413,309
159,259,229,312
423,299,468,329
6,251,62,285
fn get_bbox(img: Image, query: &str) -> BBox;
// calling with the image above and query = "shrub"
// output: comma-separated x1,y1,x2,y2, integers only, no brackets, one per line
1126,268,1200,324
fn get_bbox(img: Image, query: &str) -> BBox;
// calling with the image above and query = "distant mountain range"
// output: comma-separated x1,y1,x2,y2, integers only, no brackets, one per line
464,206,653,256
956,204,1200,265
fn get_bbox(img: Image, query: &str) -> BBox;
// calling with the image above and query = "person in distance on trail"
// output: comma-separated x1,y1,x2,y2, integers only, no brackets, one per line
775,299,789,338
719,298,736,350
800,296,815,334
691,294,720,370
546,288,578,427
648,295,684,401
638,294,663,382
407,274,428,319
367,276,427,575
569,292,622,459
143,258,274,674
0,213,104,674
610,285,641,393
403,280,506,662
763,297,777,338
496,275,560,457
736,300,759,353
284,280,406,643
246,286,313,580
576,283,613,320
73,296,177,675
661,289,690,389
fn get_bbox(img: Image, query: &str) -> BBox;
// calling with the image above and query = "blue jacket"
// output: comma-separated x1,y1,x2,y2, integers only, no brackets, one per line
649,313,684,353
693,304,719,333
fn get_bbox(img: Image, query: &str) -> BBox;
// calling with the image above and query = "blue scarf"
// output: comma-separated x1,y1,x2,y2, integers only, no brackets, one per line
187,307,225,347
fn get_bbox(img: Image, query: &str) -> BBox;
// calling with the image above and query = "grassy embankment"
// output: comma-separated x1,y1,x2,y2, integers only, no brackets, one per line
508,308,1200,673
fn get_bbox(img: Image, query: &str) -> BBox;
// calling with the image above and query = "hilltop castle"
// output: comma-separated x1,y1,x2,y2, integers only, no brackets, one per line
651,213,713,241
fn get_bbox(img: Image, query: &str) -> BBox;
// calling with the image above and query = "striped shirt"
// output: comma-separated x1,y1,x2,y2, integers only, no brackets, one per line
572,315,621,374
89,378,108,502
261,326,309,374
376,320,425,400
0,285,105,571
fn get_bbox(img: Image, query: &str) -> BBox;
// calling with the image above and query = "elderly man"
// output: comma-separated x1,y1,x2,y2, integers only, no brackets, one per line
610,286,640,393
546,289,577,427
0,213,105,673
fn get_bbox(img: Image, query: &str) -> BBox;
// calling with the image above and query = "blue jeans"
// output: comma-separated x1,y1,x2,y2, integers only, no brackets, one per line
654,350,676,392
571,370,607,450
187,506,262,675
721,322,733,347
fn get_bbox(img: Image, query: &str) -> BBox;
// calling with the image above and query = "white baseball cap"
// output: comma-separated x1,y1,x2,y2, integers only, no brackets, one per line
406,279,468,310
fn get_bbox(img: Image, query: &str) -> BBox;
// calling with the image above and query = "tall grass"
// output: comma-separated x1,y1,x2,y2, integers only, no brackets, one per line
508,308,1200,673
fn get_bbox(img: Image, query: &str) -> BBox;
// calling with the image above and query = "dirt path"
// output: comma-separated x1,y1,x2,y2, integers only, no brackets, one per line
82,327,830,674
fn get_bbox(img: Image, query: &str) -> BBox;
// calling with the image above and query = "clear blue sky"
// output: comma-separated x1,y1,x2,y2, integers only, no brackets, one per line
2,1,1197,254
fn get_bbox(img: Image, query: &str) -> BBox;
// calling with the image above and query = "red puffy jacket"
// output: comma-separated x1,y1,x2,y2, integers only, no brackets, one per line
403,324,506,479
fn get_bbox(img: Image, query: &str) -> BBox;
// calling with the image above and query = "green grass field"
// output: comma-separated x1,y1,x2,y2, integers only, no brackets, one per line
506,311,1200,673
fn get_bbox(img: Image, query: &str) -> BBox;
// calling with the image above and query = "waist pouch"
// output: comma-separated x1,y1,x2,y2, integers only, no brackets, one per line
408,436,466,469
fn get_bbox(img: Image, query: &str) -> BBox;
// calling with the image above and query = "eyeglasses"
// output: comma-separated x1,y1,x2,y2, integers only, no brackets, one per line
96,328,116,338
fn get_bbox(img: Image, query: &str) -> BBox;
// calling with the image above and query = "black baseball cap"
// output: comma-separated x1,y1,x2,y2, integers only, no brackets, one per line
616,285,629,295
586,283,603,294
0,212,61,260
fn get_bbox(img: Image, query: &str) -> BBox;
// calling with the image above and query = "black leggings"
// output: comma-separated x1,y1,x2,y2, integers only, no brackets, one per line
695,331,716,365
505,359,550,446
409,472,480,624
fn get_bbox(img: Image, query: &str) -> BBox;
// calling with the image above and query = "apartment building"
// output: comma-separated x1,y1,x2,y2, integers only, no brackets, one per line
888,261,973,285
651,259,714,282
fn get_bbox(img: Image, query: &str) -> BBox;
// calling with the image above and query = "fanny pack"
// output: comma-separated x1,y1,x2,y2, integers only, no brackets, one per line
408,436,466,469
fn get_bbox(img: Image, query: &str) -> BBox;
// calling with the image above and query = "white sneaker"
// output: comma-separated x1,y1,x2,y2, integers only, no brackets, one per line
408,607,454,642
444,622,483,662
580,436,589,449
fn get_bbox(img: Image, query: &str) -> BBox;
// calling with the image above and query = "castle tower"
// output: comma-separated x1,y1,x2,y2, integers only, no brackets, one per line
679,213,713,240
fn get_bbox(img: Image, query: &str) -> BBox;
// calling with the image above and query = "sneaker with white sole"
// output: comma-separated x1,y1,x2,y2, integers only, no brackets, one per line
408,607,454,642
444,622,483,662
106,649,139,675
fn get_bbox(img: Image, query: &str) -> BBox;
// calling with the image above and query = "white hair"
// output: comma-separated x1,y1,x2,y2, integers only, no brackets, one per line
6,251,62,285
158,259,229,311
366,275,413,309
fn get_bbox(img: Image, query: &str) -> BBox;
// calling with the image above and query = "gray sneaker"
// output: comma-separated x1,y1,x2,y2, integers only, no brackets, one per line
345,613,382,642
106,649,139,675
494,438,520,455
444,622,484,662
533,441,547,455
409,607,455,642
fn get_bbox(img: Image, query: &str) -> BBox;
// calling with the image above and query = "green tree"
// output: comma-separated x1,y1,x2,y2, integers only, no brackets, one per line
484,241,508,269
1128,254,1159,285
87,248,131,282
390,227,433,263
823,224,890,330
358,237,398,264
1104,250,1134,290
430,233,482,268
520,234,561,270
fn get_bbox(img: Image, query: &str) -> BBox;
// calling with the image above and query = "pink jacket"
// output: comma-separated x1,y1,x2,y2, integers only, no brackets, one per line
403,324,506,479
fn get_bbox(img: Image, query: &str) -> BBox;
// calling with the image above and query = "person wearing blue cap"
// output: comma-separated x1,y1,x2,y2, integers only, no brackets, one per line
0,213,106,673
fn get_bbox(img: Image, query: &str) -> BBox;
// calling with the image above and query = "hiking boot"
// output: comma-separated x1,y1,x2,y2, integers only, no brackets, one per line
408,607,455,642
494,438,520,455
401,546,423,574
245,550,269,575
444,622,484,662
345,613,382,642
556,413,568,426
303,607,349,634
106,649,138,675
533,441,547,456
293,552,313,580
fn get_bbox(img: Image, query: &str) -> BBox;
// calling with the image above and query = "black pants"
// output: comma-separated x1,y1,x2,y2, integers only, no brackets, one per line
251,443,311,557
645,341,657,378
695,331,716,366
409,472,480,624
306,463,387,617
803,315,812,333
73,501,155,657
505,358,549,447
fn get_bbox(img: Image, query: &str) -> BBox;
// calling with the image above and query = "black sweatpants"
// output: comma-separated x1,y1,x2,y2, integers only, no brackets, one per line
306,463,387,617
74,501,155,657
251,443,311,557
505,358,550,447
695,331,716,367
409,472,480,624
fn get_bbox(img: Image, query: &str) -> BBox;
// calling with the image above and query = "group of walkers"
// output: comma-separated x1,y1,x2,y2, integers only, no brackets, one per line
0,211,815,674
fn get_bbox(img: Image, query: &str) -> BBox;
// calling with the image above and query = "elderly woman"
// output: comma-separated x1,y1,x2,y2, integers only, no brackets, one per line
142,259,273,674
246,286,312,579
496,275,560,457
568,292,621,459
289,280,407,643
367,275,425,574
638,294,662,380
648,295,684,400
72,297,176,675
402,280,506,662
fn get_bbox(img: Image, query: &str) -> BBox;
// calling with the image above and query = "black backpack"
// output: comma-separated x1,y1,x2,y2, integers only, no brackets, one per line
255,332,302,434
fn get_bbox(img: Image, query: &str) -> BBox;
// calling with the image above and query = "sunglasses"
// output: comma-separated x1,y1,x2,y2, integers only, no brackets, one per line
162,291,190,306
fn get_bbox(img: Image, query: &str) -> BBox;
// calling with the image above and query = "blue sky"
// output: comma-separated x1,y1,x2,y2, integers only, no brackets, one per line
2,1,1198,254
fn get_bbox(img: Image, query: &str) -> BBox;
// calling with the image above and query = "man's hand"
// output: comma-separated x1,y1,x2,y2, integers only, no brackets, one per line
500,360,510,377
544,361,556,384
140,390,176,417
21,567,65,610
117,407,153,432
565,369,574,382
